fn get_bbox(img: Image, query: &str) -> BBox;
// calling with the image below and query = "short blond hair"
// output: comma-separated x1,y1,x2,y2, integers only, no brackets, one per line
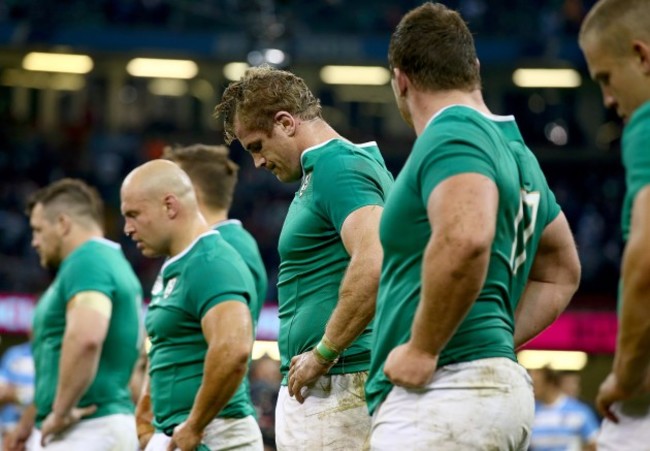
580,0,650,53
214,65,322,145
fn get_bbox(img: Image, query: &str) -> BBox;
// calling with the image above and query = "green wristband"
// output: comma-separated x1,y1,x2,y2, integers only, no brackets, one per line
316,338,340,362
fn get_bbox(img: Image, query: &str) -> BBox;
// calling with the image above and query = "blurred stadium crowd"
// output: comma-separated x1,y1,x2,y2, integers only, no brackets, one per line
0,0,590,37
0,0,617,303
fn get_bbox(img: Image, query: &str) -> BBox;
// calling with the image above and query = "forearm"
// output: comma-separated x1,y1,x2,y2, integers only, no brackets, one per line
615,247,650,391
410,239,489,355
185,343,249,432
18,403,36,431
135,373,153,431
52,333,102,415
325,256,380,350
514,280,575,348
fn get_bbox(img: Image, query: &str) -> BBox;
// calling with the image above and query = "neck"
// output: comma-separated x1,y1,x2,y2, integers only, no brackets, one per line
168,215,211,257
60,226,104,261
409,89,490,136
297,118,341,152
200,208,228,227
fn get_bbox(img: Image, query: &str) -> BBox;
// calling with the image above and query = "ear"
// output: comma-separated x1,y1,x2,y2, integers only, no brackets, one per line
393,67,409,97
632,40,650,74
274,111,297,136
163,194,179,219
57,213,72,236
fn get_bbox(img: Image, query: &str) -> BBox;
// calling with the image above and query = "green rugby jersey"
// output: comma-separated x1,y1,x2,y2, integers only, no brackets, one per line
366,105,561,414
621,101,650,242
618,101,650,309
146,231,256,433
277,138,394,382
32,238,143,426
211,219,267,426
213,219,268,324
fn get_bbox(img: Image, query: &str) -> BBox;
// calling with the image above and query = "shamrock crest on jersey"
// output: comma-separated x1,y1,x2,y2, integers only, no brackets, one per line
163,278,177,299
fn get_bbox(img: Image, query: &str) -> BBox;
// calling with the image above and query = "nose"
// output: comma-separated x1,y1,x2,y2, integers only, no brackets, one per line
602,89,617,111
123,221,134,238
31,235,39,249
252,154,266,169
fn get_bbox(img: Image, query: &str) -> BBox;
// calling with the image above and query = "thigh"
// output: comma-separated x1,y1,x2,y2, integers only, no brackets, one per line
202,416,263,450
371,358,534,451
276,373,371,451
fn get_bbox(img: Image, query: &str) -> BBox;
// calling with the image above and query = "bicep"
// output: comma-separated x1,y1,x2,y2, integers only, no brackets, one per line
200,301,253,346
527,212,579,284
426,173,498,246
65,291,112,343
340,205,384,259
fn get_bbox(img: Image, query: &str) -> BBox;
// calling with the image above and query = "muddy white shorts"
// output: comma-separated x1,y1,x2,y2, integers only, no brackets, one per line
27,413,137,451
275,371,371,450
371,357,534,451
598,395,650,451
144,415,262,450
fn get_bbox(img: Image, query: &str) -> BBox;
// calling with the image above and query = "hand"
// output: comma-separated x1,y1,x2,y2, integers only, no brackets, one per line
288,350,335,403
383,343,438,388
596,373,633,423
3,425,30,451
167,421,202,451
40,405,97,447
136,392,155,450
138,430,154,450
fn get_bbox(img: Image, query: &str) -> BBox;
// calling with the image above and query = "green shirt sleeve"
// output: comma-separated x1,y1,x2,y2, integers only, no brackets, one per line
415,128,497,206
623,103,650,204
187,256,250,319
58,250,115,303
313,152,387,233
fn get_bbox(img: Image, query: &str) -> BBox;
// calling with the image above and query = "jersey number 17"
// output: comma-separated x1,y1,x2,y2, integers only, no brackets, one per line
510,190,540,275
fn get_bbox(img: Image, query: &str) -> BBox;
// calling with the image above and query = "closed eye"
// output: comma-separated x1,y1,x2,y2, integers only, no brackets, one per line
246,140,262,154
594,73,610,87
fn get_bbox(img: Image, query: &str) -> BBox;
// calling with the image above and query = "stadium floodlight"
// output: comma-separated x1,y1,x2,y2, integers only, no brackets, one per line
517,350,588,371
2,69,85,91
513,68,581,88
223,62,250,81
22,52,93,74
148,78,188,97
320,66,391,86
127,58,198,79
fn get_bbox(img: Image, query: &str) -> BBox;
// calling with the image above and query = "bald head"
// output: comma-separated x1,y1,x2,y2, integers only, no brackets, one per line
122,159,196,205
121,159,207,258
